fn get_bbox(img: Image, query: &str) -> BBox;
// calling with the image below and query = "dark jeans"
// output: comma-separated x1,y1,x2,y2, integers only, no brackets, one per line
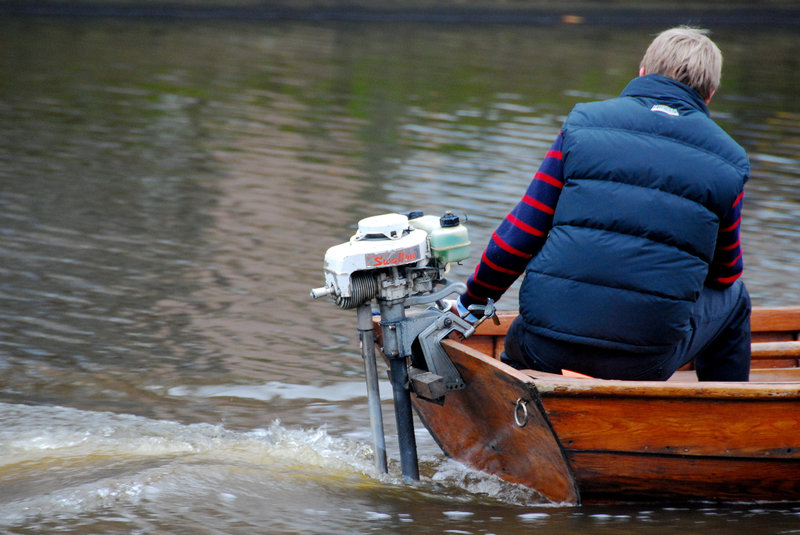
503,280,751,381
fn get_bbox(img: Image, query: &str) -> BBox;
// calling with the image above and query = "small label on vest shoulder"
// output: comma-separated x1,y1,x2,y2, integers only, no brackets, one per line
650,104,680,117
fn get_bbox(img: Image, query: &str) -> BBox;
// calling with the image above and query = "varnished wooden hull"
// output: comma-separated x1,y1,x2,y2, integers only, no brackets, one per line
408,307,800,505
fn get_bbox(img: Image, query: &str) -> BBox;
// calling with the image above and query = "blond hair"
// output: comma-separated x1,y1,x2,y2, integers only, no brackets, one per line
639,27,722,101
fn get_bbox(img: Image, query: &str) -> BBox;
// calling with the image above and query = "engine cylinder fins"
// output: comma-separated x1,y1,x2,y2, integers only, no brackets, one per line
336,272,379,309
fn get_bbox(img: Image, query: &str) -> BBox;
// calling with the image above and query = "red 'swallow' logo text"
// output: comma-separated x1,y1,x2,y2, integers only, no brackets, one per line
367,246,420,268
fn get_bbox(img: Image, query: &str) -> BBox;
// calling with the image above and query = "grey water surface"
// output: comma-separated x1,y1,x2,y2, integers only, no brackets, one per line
1,16,799,534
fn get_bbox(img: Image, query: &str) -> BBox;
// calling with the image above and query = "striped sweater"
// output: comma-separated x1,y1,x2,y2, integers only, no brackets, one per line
459,133,745,310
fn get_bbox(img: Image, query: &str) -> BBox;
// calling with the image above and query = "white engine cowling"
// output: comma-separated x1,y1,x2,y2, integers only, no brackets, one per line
320,213,431,299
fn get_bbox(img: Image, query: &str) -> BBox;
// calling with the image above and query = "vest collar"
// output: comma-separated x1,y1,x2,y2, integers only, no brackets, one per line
620,74,709,116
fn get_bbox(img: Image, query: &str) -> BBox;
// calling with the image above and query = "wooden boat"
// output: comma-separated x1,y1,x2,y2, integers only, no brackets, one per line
403,306,800,505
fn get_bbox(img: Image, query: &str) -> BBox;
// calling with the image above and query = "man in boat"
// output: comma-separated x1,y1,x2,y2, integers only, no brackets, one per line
456,27,751,381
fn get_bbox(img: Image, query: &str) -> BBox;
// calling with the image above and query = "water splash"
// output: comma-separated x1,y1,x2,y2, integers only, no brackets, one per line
427,458,555,508
0,403,377,526
0,401,556,528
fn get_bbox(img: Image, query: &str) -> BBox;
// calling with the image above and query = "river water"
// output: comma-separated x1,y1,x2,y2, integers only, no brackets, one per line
1,15,799,534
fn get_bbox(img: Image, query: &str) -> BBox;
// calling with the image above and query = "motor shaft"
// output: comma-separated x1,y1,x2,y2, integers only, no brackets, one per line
379,300,420,482
356,302,387,474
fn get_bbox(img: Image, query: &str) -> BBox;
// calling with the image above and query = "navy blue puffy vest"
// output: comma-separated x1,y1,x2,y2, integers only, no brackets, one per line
519,75,749,353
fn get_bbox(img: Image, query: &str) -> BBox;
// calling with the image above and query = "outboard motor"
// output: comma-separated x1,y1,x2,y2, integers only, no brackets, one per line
311,211,470,308
311,211,476,480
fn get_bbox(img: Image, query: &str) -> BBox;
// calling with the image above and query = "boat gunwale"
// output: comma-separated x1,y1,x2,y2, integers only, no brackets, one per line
528,371,800,399
440,338,800,399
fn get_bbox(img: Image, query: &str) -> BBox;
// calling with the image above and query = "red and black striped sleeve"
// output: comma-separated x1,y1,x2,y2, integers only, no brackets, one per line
460,134,564,308
707,191,745,288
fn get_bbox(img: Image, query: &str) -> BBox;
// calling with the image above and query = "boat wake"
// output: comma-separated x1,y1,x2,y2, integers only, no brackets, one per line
0,402,548,526
0,402,377,526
